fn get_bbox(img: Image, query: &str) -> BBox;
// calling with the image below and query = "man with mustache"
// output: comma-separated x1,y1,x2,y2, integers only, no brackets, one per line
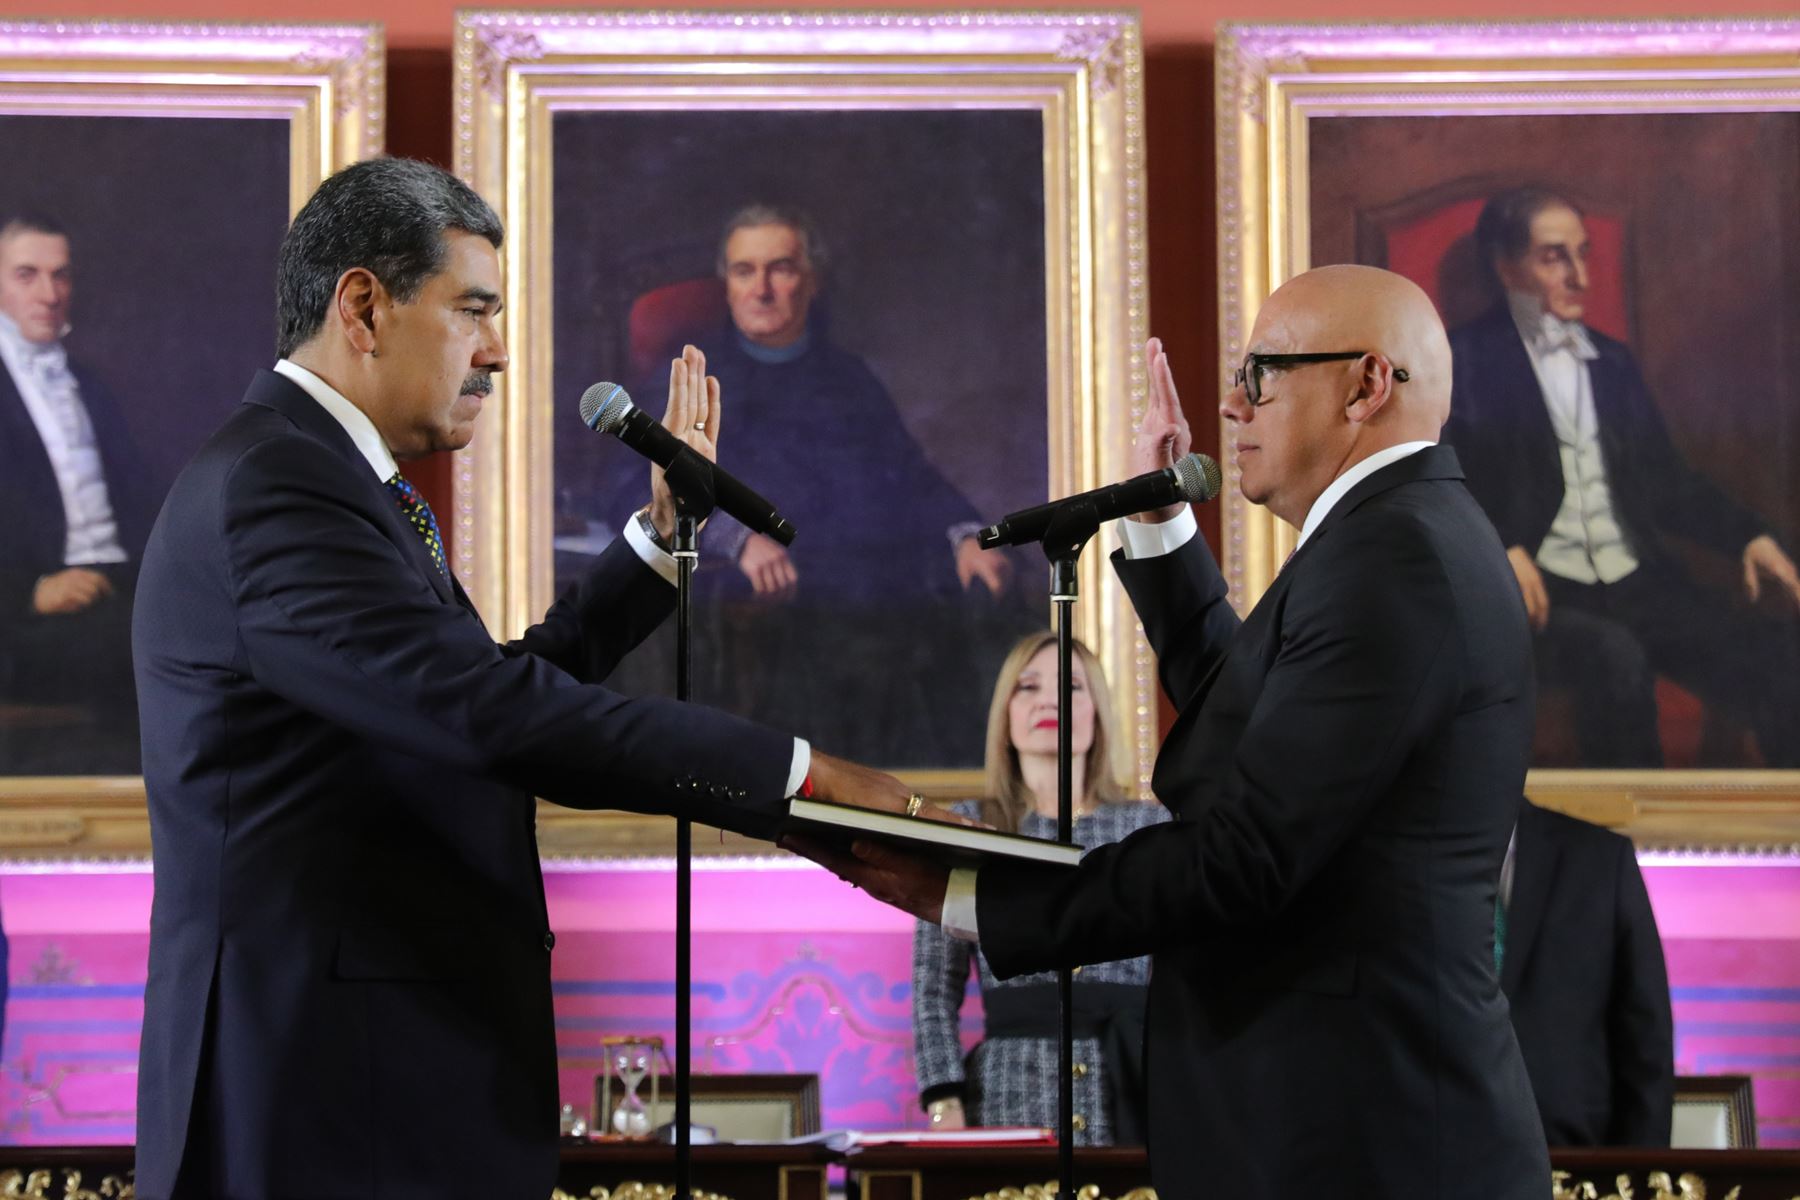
131,157,922,1200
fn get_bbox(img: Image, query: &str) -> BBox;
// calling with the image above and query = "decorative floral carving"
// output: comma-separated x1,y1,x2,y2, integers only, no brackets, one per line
474,29,544,99
551,1184,729,1200
1551,1168,1740,1200
0,1168,132,1198
1055,27,1124,96
961,1185,1156,1200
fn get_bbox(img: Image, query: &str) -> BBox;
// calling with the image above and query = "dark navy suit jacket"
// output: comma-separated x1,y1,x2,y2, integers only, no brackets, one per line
1503,801,1673,1146
132,371,796,1199
1444,306,1764,566
977,447,1551,1199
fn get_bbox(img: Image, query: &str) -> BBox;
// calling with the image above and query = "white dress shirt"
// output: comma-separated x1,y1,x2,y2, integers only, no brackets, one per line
1504,292,1639,585
273,359,811,794
941,441,1436,942
0,313,127,566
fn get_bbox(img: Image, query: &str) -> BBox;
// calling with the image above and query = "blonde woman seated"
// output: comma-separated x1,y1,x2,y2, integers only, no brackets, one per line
911,631,1166,1145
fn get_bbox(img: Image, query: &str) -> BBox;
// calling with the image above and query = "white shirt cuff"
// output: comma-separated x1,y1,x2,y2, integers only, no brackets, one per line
1118,504,1198,560
622,514,679,586
785,739,811,798
942,867,981,942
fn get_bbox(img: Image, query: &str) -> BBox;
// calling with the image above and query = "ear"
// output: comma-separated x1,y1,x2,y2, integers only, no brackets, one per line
1344,353,1397,425
333,267,384,356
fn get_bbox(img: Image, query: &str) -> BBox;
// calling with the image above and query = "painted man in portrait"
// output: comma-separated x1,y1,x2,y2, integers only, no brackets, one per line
573,204,1035,765
0,213,147,773
1442,186,1800,767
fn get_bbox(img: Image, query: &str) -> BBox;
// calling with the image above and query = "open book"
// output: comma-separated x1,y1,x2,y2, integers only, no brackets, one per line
785,797,1083,869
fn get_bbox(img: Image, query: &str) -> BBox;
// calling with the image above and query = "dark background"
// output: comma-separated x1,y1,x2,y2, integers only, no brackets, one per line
0,114,290,517
550,107,1050,528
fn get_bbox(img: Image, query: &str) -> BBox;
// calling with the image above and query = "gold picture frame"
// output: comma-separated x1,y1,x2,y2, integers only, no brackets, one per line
454,9,1152,856
1216,18,1800,851
0,19,382,859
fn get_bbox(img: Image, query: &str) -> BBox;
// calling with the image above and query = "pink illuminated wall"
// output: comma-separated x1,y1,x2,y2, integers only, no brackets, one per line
2,855,1799,1146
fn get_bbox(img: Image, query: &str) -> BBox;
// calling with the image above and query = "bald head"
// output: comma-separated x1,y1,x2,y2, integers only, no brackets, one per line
1225,265,1454,529
1260,264,1452,438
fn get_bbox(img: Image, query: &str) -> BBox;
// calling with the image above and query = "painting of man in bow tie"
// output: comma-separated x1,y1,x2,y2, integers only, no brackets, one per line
0,212,147,774
1440,185,1800,769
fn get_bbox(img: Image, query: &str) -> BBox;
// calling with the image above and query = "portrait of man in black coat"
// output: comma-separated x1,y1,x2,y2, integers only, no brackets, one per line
0,213,148,774
1443,186,1800,768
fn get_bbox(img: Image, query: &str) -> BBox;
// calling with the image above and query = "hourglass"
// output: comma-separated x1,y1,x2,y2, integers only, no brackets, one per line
595,1035,666,1139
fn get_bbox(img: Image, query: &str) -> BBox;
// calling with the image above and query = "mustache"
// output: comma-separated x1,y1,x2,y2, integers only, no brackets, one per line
460,372,494,397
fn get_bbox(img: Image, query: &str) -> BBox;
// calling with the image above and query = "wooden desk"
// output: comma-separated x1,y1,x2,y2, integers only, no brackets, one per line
843,1146,1152,1200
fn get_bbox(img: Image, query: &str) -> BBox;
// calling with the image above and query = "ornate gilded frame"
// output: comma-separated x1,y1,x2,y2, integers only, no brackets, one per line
0,19,382,859
1216,18,1800,851
454,10,1151,856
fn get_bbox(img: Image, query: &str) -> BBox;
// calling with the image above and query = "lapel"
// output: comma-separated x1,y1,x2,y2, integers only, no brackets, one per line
1283,442,1467,577
1477,307,1561,448
242,370,457,607
1500,802,1557,994
0,359,70,527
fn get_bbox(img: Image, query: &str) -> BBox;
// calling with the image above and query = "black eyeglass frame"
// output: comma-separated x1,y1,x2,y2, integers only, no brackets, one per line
1233,351,1410,407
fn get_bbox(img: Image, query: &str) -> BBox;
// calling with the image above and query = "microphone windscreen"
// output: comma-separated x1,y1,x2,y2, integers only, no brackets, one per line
1173,452,1224,503
579,382,633,433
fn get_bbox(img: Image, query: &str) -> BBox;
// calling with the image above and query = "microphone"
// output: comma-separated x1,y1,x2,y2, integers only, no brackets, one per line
976,453,1222,549
579,382,797,547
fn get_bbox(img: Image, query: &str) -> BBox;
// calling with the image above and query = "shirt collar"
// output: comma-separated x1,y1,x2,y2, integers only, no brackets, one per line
1294,441,1437,553
273,359,398,481
736,326,812,365
1505,290,1598,361
0,310,68,371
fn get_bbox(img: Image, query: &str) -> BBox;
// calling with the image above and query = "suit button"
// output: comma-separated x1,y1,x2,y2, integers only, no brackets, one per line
1072,1062,1088,1078
734,788,747,800
1071,1114,1087,1133
543,932,556,951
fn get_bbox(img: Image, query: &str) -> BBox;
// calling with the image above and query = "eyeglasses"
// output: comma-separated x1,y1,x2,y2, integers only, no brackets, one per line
1233,351,1409,408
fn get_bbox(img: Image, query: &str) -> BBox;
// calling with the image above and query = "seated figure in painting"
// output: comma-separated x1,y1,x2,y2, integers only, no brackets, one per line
1499,799,1673,1147
911,631,1165,1145
0,212,147,774
563,204,1038,767
1442,185,1800,768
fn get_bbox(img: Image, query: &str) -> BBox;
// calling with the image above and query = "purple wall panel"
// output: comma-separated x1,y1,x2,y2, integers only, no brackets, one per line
0,856,1794,1146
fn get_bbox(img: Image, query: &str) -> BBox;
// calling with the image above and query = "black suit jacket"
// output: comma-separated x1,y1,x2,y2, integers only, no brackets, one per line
0,356,149,619
132,371,797,1200
977,446,1550,1199
1444,306,1764,566
1503,801,1674,1146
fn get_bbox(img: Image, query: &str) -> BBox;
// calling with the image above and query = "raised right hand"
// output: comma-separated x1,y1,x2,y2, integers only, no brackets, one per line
32,567,112,615
1506,546,1550,632
1129,336,1193,523
738,532,798,599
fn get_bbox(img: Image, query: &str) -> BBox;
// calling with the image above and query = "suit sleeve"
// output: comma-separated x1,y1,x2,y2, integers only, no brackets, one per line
1111,536,1240,711
1607,836,1676,1145
502,535,674,685
221,436,794,834
979,518,1457,975
912,916,973,1105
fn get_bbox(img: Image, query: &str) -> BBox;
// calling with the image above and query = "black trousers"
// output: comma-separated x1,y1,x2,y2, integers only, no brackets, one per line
1538,563,1800,768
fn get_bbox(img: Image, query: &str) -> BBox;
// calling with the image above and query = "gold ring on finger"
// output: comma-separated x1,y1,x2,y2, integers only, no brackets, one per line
905,793,924,818
693,422,706,431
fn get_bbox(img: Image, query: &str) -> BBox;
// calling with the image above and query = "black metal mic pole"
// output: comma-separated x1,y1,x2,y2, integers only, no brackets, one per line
662,450,716,1200
1036,502,1101,1200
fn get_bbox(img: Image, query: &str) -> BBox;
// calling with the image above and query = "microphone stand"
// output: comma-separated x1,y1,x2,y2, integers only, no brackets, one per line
660,447,717,1200
1034,500,1102,1200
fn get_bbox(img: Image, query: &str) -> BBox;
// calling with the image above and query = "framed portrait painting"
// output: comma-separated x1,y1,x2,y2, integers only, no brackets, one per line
0,20,381,853
1217,18,1800,848
455,10,1152,852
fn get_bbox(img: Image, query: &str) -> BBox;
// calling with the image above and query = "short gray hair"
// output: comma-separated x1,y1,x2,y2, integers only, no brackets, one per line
715,204,827,279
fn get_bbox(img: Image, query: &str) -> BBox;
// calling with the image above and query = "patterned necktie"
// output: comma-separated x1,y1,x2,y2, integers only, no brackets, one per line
1494,895,1508,974
383,472,448,579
